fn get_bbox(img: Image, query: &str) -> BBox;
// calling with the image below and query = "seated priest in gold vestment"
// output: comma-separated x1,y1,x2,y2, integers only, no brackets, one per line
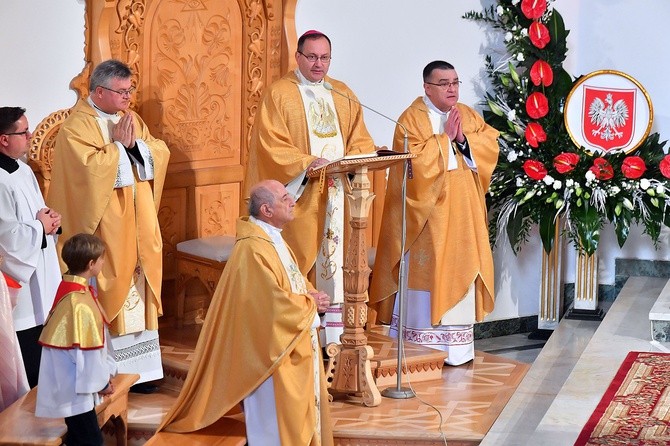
370,61,500,366
244,30,377,345
48,60,170,392
159,180,333,446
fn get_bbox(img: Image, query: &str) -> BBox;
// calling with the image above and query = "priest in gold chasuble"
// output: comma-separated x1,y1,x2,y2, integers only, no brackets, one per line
160,181,333,446
48,60,170,385
245,30,376,345
370,61,499,366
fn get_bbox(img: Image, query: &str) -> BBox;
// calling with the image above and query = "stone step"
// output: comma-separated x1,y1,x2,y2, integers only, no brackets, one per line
648,278,670,342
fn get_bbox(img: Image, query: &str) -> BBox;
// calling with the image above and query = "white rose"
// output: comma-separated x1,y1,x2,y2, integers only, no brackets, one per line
566,178,574,187
507,151,518,162
609,186,620,195
512,0,521,5
520,28,528,37
553,180,562,190
497,5,504,16
505,32,513,42
516,177,524,187
507,109,517,121
656,185,665,194
543,175,554,185
640,178,651,190
517,53,525,62
585,170,596,181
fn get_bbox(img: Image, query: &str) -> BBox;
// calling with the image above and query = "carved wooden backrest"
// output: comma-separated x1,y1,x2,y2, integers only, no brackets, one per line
28,108,72,198
30,1,385,284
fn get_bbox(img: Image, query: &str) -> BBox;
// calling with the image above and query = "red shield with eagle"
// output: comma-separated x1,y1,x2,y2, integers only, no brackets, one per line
581,86,636,152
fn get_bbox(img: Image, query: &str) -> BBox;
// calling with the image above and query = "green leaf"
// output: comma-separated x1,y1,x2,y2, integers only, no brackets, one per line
508,61,520,86
539,214,557,254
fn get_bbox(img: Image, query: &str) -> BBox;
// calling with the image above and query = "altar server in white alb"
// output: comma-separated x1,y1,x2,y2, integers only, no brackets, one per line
36,233,117,446
0,106,62,387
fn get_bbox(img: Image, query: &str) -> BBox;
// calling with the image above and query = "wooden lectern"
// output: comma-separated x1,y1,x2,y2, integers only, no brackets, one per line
308,153,414,407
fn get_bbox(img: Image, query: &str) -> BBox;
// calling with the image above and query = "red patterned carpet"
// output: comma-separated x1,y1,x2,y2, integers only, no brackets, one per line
575,351,670,445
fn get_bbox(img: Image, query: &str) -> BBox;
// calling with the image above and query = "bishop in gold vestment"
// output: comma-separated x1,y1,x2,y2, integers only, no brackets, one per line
245,70,375,275
370,69,499,363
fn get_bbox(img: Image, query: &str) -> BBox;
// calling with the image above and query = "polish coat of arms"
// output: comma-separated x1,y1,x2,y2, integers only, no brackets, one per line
583,87,635,152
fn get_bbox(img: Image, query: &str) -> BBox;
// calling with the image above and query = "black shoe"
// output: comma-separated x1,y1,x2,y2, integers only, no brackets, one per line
130,382,159,394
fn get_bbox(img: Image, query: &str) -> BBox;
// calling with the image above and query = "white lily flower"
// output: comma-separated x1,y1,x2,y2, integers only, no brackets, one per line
516,177,524,187
543,175,554,185
497,5,504,16
507,109,517,121
520,28,528,37
505,32,513,42
507,151,518,162
516,53,525,62
553,180,562,190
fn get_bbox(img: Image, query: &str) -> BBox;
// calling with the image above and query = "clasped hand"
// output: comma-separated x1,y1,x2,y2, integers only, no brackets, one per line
36,208,61,235
444,107,465,144
111,112,136,149
309,290,331,313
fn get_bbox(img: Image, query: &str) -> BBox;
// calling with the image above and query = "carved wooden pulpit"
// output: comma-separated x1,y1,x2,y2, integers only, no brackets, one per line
309,153,414,407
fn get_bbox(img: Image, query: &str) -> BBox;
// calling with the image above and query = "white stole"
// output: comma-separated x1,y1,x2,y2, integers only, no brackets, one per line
295,71,346,310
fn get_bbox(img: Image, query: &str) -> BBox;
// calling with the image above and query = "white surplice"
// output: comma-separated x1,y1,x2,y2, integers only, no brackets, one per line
0,159,61,332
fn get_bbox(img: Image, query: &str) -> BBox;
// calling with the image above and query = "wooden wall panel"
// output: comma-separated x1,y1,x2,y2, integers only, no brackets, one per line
158,187,187,280
194,184,239,237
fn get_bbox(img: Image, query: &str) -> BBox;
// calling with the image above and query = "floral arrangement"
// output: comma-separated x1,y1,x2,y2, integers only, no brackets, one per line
464,0,669,256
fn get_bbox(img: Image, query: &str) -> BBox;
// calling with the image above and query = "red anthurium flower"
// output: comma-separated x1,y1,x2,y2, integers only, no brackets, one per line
529,21,550,49
526,92,549,119
621,156,647,179
525,122,547,148
523,159,548,181
521,0,547,19
553,152,580,174
530,60,553,86
589,157,614,180
660,155,670,179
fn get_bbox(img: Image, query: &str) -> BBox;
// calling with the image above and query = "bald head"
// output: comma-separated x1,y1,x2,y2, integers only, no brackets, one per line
248,180,296,228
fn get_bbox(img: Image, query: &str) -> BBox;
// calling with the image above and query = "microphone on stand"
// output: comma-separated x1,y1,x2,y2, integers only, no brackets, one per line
323,80,415,399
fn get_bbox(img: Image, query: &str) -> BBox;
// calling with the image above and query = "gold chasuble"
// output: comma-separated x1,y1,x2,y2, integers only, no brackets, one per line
159,218,333,446
369,98,499,325
48,99,170,334
244,71,376,277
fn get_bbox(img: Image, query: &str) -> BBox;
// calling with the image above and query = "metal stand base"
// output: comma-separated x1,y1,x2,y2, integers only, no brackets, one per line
381,387,416,399
564,307,605,321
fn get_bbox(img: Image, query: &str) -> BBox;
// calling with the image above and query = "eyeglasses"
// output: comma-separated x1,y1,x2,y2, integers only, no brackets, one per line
425,80,462,89
3,130,30,137
298,51,331,63
99,85,136,97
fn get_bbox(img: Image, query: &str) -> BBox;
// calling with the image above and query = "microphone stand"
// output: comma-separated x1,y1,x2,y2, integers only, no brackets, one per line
323,82,415,399
381,128,415,399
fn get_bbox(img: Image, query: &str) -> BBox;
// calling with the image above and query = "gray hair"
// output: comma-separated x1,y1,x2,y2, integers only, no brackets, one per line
248,184,276,218
89,59,132,91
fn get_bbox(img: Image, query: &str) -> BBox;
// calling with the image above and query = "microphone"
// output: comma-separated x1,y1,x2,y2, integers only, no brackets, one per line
322,81,411,159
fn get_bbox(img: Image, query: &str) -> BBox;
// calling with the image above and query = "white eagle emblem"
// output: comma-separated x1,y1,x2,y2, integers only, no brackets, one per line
588,93,629,141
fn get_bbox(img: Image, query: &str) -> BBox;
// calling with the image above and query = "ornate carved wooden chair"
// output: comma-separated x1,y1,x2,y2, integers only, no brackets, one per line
28,108,72,197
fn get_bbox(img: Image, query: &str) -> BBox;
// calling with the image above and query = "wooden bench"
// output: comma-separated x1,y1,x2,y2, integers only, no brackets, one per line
175,235,235,328
0,373,139,446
